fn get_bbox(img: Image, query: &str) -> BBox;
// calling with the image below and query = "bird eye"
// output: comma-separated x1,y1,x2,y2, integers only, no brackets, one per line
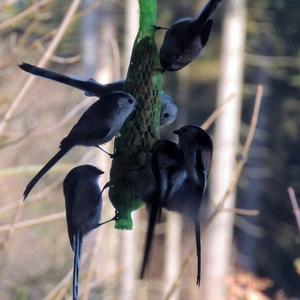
128,98,133,104
164,113,170,118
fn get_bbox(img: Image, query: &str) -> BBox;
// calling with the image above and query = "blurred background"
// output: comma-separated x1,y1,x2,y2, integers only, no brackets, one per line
0,0,300,299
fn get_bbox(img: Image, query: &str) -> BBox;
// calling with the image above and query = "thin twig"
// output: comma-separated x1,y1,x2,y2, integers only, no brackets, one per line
0,151,94,218
0,97,94,150
0,0,83,136
163,85,264,300
0,164,75,176
33,40,81,64
0,177,63,217
221,207,260,216
201,94,234,130
0,0,52,31
42,265,75,300
287,187,300,234
0,1,101,71
0,212,65,233
206,85,263,225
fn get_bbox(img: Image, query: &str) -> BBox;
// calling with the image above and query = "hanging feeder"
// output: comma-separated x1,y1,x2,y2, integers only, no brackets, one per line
109,0,162,230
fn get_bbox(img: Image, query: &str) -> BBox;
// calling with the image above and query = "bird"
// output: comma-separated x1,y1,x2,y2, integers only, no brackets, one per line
159,0,223,72
140,139,188,279
18,63,178,127
140,126,213,285
23,91,136,200
173,125,213,188
63,165,117,300
172,125,213,285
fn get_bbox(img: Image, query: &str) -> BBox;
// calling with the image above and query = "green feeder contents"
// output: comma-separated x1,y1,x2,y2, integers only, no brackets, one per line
109,0,162,230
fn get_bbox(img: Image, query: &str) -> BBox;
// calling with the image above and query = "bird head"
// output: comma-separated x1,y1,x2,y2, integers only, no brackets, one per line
173,125,213,151
159,92,178,127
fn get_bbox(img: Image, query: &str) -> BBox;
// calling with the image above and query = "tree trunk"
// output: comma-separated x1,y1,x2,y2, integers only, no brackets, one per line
201,1,247,299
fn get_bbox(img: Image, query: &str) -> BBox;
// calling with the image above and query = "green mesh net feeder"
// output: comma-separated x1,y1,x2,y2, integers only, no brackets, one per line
109,0,162,230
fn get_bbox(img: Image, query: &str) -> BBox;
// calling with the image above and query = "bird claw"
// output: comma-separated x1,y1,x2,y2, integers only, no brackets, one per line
151,24,169,31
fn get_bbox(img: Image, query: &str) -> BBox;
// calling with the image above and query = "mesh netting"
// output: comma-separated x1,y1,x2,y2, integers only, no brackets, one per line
109,0,162,229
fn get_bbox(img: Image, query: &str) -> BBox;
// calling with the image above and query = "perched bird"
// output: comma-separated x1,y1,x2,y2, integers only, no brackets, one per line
63,165,116,300
140,140,187,279
159,0,223,72
23,91,136,200
19,63,178,126
173,125,213,285
140,126,213,285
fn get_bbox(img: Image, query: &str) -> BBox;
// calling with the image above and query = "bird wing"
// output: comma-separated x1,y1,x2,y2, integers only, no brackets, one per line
71,181,102,233
64,183,76,249
199,20,213,47
62,106,112,147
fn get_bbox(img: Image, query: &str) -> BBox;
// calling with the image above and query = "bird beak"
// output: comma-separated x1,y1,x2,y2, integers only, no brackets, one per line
173,129,180,135
99,170,104,175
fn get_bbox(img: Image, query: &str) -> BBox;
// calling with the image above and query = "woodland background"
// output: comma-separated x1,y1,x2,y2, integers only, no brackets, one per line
0,0,300,299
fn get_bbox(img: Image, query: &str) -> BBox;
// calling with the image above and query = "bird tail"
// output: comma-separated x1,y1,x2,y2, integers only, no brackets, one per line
195,217,201,286
140,198,160,279
194,0,222,29
23,147,70,200
73,231,83,300
18,63,104,96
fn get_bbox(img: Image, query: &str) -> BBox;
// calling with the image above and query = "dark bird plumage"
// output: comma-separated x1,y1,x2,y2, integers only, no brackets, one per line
23,91,136,200
63,165,104,300
173,125,213,285
140,126,213,285
140,140,187,279
159,0,223,72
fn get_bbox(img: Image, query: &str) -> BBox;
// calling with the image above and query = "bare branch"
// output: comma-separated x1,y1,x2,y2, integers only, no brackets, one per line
287,187,300,234
206,85,263,224
0,0,83,136
221,207,260,216
0,212,65,233
33,40,81,64
0,97,94,150
0,0,53,32
201,94,234,130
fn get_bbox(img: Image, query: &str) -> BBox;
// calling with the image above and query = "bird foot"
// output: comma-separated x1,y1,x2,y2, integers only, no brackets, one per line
151,25,169,31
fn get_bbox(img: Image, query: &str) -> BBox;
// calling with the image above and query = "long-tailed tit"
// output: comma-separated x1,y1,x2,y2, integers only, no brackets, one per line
23,91,136,200
159,0,223,72
63,165,116,300
173,125,213,284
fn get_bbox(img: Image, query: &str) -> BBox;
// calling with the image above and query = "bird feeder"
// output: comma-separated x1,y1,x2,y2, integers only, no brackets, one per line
109,0,162,230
